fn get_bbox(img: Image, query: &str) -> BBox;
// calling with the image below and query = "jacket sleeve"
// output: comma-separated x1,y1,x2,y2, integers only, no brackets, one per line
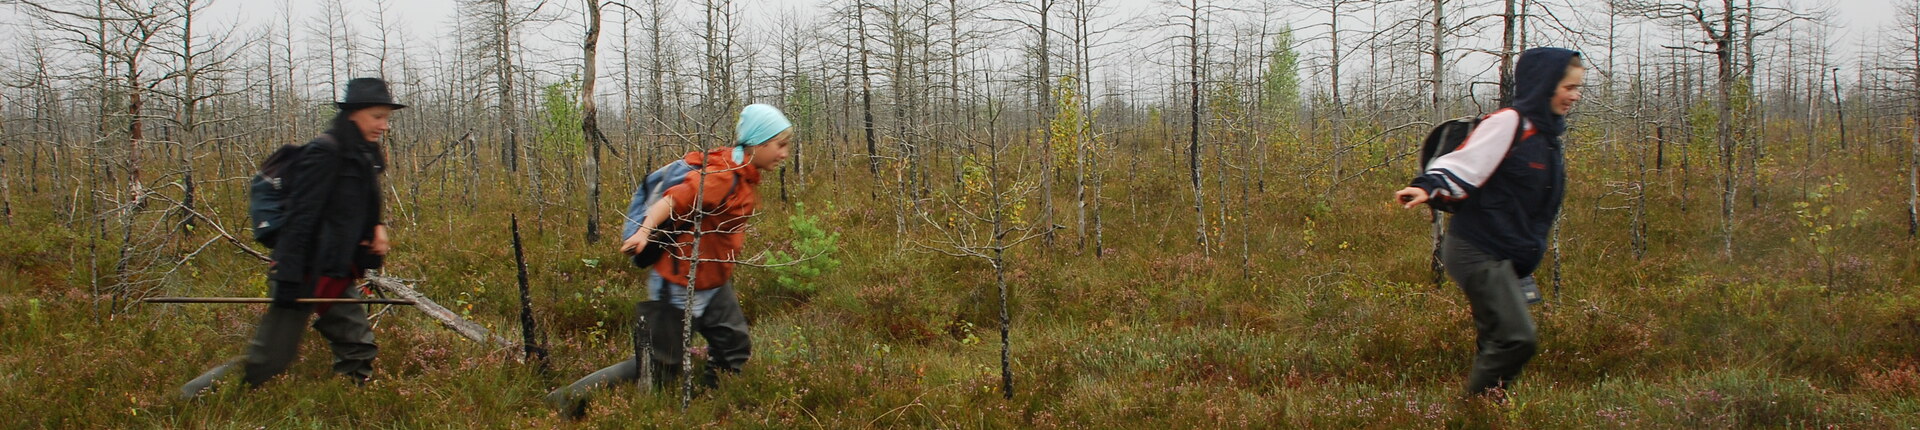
662,166,742,223
372,177,385,228
1411,109,1525,200
268,141,342,283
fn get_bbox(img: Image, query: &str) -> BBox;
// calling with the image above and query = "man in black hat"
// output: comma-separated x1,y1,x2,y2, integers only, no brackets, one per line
181,78,405,398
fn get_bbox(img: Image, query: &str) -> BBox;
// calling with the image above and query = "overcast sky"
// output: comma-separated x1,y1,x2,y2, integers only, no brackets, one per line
177,0,1893,34
153,0,1900,45
0,0,1902,94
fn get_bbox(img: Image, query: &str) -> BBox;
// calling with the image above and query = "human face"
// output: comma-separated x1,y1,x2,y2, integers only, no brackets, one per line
349,105,396,142
748,131,792,171
1552,66,1585,116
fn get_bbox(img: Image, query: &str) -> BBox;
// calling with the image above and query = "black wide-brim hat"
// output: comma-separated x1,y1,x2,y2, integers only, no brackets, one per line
336,77,408,110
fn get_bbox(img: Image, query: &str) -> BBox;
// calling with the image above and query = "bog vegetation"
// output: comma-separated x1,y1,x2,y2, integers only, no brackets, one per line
3,0,1920,427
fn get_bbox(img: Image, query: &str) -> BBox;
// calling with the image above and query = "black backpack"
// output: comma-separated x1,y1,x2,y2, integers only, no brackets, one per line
1416,109,1527,213
249,137,325,248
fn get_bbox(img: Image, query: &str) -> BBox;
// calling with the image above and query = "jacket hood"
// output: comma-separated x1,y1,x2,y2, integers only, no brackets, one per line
1509,47,1581,138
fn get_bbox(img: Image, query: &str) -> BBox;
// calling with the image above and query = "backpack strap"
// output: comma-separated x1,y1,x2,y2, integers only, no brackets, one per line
1511,111,1536,144
719,171,743,205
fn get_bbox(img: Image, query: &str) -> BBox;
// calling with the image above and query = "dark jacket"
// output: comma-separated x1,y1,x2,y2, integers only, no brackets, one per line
1412,47,1579,277
268,116,385,284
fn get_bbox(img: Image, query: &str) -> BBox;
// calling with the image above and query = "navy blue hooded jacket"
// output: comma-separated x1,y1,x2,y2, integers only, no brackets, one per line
1411,47,1580,276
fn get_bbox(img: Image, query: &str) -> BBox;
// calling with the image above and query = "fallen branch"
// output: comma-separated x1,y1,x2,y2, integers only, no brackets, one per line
365,274,521,355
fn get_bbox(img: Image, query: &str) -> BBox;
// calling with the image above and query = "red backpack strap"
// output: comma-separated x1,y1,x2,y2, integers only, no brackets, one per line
1515,116,1537,143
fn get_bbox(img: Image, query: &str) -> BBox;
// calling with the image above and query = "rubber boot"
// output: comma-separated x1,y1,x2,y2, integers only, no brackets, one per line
179,356,245,400
544,359,638,420
644,300,689,392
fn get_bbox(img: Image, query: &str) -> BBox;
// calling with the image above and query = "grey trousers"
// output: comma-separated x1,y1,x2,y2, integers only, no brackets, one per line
1441,235,1539,396
548,283,751,403
240,288,379,387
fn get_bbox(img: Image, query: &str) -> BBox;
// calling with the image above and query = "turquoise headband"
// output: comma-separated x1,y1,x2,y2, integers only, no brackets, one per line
733,104,793,163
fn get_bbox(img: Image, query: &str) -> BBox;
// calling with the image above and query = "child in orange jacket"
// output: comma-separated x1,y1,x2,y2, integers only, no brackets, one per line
547,104,793,417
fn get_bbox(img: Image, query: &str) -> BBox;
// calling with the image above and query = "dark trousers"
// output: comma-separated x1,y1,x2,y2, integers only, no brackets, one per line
240,287,379,387
1441,235,1539,396
549,283,751,402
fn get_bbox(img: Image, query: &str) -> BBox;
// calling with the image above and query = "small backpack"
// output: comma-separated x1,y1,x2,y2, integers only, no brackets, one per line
248,139,318,248
1416,109,1529,212
622,159,740,267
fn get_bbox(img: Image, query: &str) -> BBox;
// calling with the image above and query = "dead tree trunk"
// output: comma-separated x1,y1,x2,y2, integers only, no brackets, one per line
1904,0,1920,237
1187,0,1208,253
496,0,520,172
1429,0,1448,286
581,0,609,244
511,215,549,370
1499,0,1517,106
1,107,10,225
856,2,879,177
1712,1,1737,258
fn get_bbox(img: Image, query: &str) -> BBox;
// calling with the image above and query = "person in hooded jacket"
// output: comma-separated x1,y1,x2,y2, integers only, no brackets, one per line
179,78,401,398
1394,48,1584,399
545,104,793,417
